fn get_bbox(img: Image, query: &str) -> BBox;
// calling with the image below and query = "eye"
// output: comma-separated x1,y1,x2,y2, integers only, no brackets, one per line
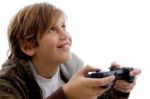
62,24,66,30
48,27,56,33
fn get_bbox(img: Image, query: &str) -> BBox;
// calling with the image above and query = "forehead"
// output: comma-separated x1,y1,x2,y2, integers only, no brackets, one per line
50,15,66,28
56,15,66,24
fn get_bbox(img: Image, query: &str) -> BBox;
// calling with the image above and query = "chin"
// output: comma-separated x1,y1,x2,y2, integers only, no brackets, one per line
60,52,72,63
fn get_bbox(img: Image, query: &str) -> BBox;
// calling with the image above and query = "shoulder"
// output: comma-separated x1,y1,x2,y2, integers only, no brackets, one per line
67,53,84,67
0,58,37,98
0,78,23,99
60,52,84,79
0,64,24,99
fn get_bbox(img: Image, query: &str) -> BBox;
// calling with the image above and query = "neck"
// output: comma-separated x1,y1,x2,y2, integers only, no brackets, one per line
32,59,60,79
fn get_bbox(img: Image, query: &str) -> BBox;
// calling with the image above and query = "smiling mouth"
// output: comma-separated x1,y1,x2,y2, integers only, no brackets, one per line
57,43,71,51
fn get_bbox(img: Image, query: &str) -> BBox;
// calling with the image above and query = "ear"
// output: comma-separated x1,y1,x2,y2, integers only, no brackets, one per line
20,41,35,56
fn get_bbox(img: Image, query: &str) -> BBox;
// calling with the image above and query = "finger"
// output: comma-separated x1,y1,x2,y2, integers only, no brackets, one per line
115,85,134,92
79,65,100,76
110,61,121,68
115,82,135,92
129,68,141,76
114,81,136,92
115,80,136,87
89,75,115,87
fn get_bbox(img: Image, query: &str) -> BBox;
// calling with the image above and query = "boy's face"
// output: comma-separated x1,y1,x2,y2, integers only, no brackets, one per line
32,16,72,65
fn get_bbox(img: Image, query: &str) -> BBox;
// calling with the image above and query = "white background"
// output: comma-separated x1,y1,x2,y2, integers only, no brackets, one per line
0,0,149,99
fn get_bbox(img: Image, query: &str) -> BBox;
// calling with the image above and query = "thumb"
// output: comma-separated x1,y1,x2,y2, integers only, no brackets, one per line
110,61,121,68
78,65,100,76
129,68,141,76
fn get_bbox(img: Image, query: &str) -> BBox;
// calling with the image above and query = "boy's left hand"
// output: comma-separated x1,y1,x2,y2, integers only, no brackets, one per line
110,62,141,93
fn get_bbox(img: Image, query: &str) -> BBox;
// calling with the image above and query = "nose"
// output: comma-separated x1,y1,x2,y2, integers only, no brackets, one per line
60,30,71,40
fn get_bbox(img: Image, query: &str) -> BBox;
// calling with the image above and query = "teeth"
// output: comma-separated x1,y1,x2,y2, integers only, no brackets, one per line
58,44,69,48
63,44,69,48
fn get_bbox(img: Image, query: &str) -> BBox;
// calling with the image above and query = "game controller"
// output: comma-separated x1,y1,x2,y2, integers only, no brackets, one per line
88,67,134,83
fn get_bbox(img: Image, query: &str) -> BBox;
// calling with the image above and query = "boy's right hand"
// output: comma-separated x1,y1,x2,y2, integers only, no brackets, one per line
63,65,115,99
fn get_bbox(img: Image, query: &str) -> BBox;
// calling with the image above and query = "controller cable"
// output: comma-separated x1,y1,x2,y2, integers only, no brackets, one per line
103,74,118,99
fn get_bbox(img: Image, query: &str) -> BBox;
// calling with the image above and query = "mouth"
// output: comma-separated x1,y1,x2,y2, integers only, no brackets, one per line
57,42,71,51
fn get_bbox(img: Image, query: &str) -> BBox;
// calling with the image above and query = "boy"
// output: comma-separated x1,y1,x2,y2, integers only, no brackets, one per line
0,2,141,99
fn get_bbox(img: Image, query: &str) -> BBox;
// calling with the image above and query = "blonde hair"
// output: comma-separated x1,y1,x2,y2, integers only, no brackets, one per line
7,2,64,60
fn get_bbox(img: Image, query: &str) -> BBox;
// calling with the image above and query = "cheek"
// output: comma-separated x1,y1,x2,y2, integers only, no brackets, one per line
37,38,54,51
35,43,56,59
67,33,72,44
37,34,59,53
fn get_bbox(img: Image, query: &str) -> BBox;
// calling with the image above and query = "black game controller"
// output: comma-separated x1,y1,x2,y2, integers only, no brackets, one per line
88,67,134,83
